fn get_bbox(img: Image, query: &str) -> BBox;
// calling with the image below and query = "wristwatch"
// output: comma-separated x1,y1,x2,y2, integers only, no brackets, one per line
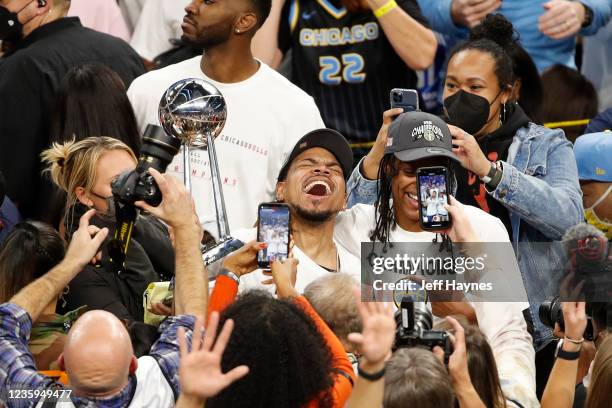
480,161,497,184
219,268,240,284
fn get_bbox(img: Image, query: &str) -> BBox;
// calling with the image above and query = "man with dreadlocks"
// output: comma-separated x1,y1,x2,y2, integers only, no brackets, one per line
337,110,528,318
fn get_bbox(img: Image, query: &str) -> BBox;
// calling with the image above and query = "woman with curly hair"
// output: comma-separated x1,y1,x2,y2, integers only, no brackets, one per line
200,247,355,408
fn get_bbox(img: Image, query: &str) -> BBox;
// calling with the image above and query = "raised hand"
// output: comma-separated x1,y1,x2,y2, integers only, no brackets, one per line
135,168,199,230
266,258,299,299
177,312,249,403
451,0,502,28
444,195,478,243
64,209,109,268
561,301,587,340
538,0,586,40
449,125,491,178
347,290,395,370
222,240,266,277
362,108,403,180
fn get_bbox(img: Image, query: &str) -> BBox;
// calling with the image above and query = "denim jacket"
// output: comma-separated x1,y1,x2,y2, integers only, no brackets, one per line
347,123,584,350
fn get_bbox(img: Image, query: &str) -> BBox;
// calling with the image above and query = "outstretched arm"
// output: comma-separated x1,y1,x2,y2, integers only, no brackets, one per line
367,0,437,70
136,168,207,319
10,209,108,321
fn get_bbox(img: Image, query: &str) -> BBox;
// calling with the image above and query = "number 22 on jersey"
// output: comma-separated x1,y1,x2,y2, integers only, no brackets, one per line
319,53,366,85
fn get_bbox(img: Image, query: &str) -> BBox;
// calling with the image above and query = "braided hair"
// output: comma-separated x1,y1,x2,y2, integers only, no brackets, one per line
370,154,400,246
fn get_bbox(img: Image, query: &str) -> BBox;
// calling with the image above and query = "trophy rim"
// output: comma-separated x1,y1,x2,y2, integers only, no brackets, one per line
158,78,227,148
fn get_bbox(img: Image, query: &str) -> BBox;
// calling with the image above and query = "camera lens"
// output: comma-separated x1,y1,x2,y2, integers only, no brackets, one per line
393,91,402,103
539,296,563,329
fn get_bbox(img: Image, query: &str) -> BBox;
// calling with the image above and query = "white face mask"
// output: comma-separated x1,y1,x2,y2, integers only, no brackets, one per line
585,185,612,239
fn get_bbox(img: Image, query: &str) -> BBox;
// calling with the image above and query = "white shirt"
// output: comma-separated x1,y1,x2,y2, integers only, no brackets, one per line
334,203,537,406
229,228,361,294
129,0,190,60
334,202,512,253
128,57,325,236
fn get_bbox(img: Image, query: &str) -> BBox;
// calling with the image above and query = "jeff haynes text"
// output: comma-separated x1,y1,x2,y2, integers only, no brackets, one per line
371,279,493,292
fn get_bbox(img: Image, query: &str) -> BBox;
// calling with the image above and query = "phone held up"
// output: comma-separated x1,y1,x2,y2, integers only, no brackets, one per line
390,88,419,113
416,166,452,231
257,203,291,269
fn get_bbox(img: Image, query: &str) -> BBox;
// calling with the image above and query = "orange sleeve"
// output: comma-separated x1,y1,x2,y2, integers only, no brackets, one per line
293,296,355,408
207,275,239,322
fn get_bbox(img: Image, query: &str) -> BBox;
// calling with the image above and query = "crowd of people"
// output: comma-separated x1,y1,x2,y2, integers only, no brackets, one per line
0,0,611,407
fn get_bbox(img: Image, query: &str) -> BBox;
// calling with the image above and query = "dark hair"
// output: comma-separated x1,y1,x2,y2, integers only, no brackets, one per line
371,154,399,245
0,222,65,302
207,291,334,408
251,0,272,27
538,65,599,141
50,64,141,153
370,156,455,245
507,44,543,121
448,14,517,90
435,317,506,408
463,325,506,407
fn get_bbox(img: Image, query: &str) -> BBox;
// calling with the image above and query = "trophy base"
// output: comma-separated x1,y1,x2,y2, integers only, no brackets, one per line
202,237,244,269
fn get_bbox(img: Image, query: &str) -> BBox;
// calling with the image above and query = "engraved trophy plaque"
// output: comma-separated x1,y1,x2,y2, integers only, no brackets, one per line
159,78,243,266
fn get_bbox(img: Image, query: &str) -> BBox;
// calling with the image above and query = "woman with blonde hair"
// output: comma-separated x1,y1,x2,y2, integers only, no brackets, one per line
41,137,174,324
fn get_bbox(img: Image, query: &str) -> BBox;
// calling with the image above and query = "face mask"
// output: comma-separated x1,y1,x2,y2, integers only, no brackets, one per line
0,6,23,41
585,185,612,240
91,191,117,224
443,90,502,135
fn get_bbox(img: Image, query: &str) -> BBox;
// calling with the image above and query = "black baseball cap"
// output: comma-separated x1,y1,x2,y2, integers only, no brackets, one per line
386,111,459,163
277,129,354,181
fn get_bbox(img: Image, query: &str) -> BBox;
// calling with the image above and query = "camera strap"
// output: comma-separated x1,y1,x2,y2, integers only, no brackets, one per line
108,199,137,273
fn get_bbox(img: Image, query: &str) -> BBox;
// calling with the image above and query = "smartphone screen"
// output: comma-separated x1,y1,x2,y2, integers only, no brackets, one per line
416,167,452,231
390,88,419,113
257,203,291,268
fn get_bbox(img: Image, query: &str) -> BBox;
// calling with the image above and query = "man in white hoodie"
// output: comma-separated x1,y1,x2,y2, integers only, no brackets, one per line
128,0,324,241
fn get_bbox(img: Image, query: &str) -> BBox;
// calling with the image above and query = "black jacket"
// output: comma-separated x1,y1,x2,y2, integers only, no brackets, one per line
59,204,175,323
0,17,145,220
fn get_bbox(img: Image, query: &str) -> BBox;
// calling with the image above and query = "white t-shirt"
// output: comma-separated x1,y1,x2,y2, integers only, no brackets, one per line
129,0,190,60
128,57,325,236
334,202,511,253
230,228,361,294
333,203,530,305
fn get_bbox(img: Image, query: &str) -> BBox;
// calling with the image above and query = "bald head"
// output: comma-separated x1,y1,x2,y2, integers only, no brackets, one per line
61,310,136,397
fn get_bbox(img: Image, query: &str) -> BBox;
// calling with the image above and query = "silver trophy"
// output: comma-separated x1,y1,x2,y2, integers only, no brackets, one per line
159,78,243,266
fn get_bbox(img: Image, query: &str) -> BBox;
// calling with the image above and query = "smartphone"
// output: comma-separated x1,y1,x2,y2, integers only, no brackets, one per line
390,88,419,112
257,203,291,269
416,167,452,231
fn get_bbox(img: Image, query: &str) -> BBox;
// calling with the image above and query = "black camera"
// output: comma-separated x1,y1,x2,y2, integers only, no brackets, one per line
394,296,453,364
539,296,594,341
111,125,181,206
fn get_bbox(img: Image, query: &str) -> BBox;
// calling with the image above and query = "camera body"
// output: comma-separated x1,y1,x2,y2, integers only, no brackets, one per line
539,296,594,340
394,296,453,364
111,125,181,206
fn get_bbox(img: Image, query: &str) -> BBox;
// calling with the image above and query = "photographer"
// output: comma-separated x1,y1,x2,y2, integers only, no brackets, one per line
41,137,174,323
541,301,590,408
0,170,208,406
384,316,486,408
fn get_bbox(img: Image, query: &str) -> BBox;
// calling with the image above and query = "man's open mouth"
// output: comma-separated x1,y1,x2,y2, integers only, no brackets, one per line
304,180,332,197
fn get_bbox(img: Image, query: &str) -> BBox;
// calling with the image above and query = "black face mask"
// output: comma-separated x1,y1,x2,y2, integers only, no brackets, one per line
443,90,502,135
0,6,23,42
